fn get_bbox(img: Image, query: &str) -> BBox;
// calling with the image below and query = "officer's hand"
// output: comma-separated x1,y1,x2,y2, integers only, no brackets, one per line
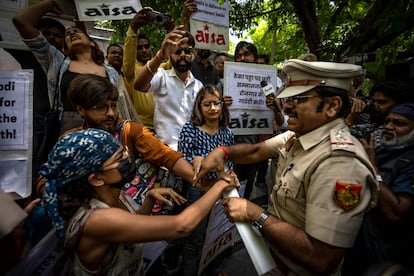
222,197,263,223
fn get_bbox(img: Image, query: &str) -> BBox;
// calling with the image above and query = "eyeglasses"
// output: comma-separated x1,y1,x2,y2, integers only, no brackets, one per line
201,100,223,108
174,47,194,56
280,95,318,105
91,102,118,113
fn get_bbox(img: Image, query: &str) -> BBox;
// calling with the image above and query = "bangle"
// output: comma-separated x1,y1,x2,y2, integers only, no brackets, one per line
145,61,155,75
218,146,229,160
156,50,167,61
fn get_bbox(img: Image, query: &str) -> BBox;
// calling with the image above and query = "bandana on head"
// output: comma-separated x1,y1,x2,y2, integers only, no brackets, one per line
40,128,121,237
390,103,414,121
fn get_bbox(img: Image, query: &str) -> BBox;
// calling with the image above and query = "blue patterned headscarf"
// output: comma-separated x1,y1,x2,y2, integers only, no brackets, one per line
40,128,121,237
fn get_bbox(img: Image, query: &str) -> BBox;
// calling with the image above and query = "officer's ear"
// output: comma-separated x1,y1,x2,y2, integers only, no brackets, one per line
326,96,342,118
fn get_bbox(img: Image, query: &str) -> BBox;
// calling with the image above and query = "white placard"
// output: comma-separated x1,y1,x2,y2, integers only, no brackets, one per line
192,0,229,27
0,70,33,198
74,0,142,21
228,109,274,135
190,20,229,51
224,62,278,135
0,71,31,150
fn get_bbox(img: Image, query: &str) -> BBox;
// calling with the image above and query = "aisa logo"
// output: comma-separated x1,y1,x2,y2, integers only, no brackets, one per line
229,112,270,129
195,24,227,46
83,4,137,17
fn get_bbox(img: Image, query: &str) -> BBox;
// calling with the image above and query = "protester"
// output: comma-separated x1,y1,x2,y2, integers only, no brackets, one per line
194,59,379,275
343,103,414,275
106,43,124,75
191,49,219,86
257,54,269,65
12,0,133,133
38,128,239,274
64,74,196,186
348,80,411,148
134,25,203,151
177,84,234,275
213,52,233,105
29,73,199,240
123,8,170,132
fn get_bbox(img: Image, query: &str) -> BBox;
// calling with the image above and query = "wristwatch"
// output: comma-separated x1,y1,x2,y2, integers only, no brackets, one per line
252,210,270,233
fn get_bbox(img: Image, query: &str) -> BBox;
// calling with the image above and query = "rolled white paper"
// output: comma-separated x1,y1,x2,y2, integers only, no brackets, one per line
224,188,276,275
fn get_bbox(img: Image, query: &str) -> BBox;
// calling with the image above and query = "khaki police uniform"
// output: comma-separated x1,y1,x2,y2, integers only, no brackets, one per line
261,59,379,275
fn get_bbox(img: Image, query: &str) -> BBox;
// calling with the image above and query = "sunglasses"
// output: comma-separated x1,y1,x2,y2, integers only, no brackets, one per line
280,95,318,105
174,47,194,56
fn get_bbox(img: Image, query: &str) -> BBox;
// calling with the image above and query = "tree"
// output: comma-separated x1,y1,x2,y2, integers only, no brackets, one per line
230,0,414,80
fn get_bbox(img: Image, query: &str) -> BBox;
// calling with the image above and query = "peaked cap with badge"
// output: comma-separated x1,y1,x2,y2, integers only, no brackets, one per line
278,59,363,98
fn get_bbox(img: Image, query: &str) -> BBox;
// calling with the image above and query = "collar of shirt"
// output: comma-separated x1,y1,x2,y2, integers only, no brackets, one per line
297,118,345,151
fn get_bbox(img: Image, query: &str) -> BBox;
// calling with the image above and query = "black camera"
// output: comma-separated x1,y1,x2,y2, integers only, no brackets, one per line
350,123,376,140
147,10,171,26
349,97,375,115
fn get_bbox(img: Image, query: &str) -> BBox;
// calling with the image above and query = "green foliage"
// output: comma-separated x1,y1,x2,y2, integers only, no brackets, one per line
97,0,189,51
99,0,414,82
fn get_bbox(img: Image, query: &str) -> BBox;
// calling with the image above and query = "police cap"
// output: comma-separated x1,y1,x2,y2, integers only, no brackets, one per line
278,59,363,98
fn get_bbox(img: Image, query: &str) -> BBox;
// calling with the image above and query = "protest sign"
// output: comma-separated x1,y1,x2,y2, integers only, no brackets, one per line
0,70,32,197
190,0,229,51
74,0,142,21
224,62,278,135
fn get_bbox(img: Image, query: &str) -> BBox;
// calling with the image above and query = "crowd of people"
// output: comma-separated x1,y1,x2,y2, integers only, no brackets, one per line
1,0,414,275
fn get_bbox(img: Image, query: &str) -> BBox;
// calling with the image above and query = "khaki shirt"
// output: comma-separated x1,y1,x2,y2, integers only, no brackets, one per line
264,118,378,275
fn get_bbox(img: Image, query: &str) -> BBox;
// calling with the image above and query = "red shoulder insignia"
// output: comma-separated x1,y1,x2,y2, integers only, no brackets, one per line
334,181,362,209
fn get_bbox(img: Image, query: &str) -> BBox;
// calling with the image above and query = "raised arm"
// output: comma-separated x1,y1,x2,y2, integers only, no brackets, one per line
193,142,272,183
123,8,153,83
180,0,197,30
134,25,189,92
13,0,63,39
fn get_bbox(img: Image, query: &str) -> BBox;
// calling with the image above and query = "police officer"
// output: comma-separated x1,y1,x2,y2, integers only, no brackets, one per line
193,59,379,275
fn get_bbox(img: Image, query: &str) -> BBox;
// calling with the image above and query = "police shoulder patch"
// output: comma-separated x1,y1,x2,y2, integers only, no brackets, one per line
334,180,362,209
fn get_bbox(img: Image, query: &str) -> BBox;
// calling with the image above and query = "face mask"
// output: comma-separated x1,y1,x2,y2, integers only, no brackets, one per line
117,155,136,184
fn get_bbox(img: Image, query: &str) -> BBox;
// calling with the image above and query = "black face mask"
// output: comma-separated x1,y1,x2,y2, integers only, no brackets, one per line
110,155,136,189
